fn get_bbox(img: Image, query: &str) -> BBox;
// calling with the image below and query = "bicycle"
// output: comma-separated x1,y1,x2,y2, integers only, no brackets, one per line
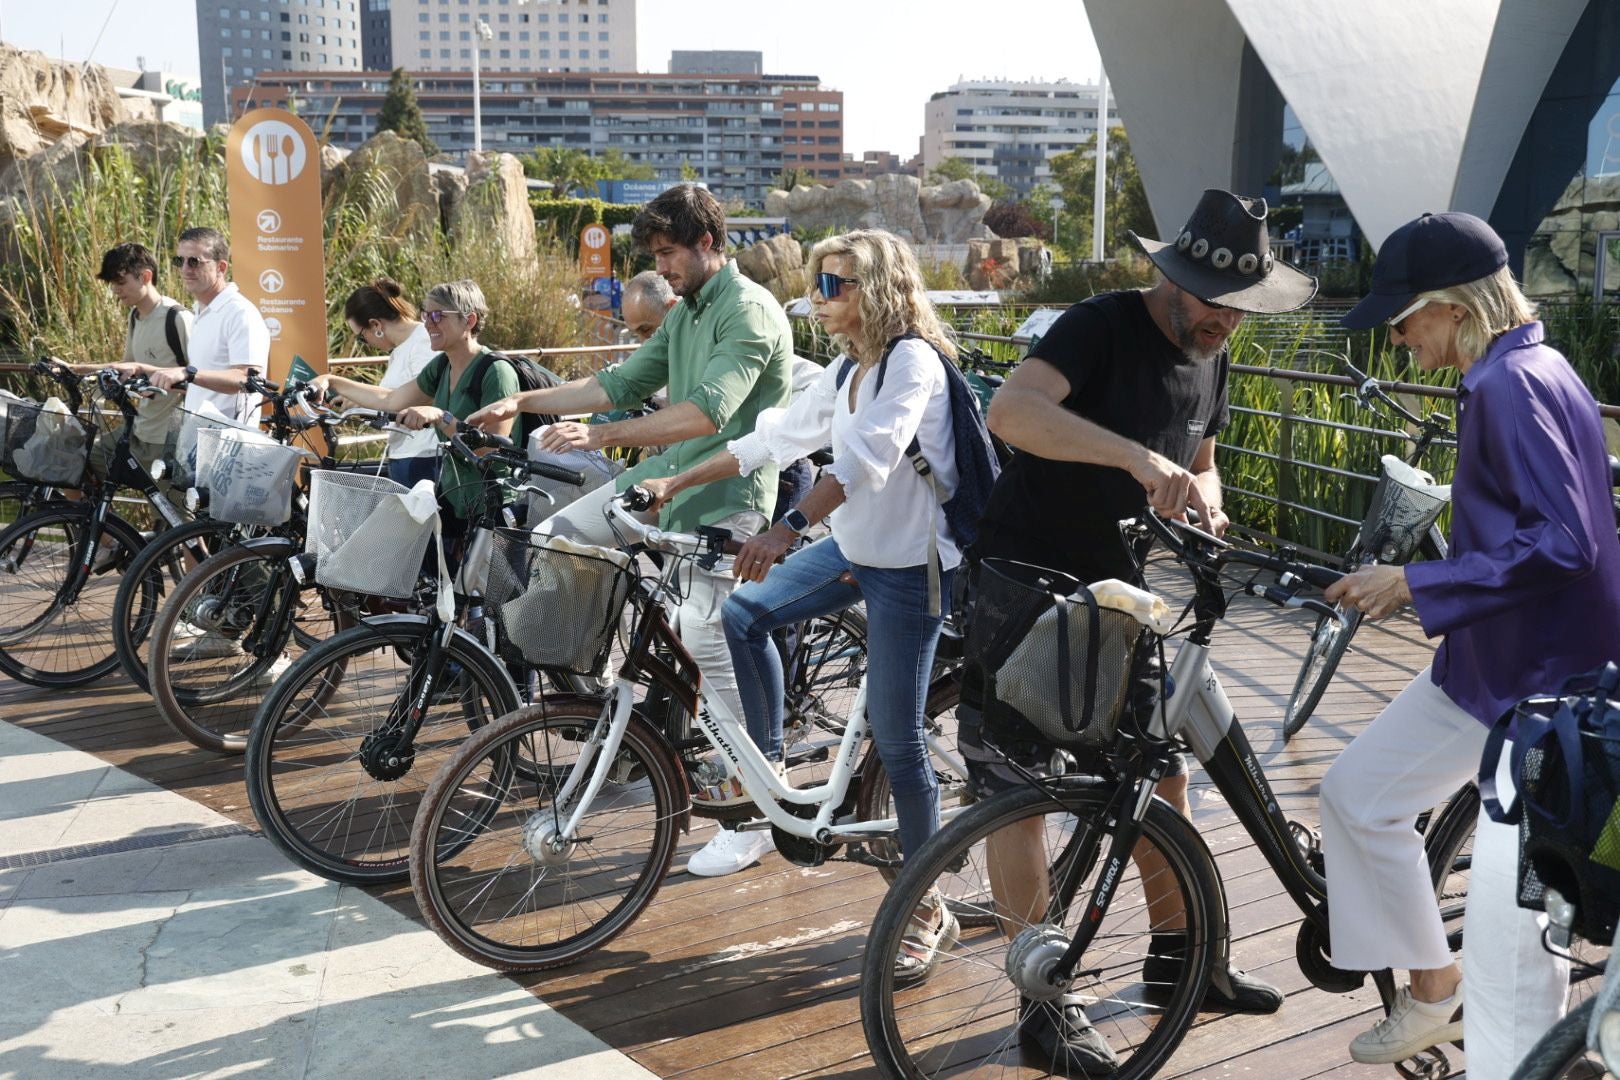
1283,355,1456,739
0,364,192,687
860,508,1482,1080
405,487,974,971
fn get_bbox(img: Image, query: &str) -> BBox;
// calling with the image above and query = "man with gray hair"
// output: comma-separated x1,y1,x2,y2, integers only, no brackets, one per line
622,270,676,343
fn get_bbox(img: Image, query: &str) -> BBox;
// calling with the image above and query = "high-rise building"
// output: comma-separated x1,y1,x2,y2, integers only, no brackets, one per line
387,0,636,75
195,0,365,127
671,50,762,77
361,0,394,71
922,78,1118,197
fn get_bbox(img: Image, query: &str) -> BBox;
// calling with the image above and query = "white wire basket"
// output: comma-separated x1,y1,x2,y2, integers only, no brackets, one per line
197,427,307,527
1,398,91,487
306,470,437,599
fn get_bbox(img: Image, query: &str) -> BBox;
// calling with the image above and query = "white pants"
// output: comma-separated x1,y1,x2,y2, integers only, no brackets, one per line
537,482,763,731
1319,666,1568,1080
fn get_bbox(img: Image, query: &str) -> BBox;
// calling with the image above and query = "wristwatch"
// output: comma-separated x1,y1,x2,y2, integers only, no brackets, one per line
781,507,813,536
181,365,198,385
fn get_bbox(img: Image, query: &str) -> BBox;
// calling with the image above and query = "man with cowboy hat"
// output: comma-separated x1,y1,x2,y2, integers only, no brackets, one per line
956,189,1316,1073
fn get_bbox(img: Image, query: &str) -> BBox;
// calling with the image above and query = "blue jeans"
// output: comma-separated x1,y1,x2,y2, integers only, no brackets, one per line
388,455,439,489
722,535,954,860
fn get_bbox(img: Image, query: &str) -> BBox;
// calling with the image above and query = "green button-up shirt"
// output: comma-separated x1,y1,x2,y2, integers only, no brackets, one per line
596,260,794,531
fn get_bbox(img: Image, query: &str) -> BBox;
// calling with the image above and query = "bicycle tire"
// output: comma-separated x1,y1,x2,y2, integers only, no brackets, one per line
861,781,1220,1080
246,618,521,884
409,697,684,972
1282,605,1364,739
148,542,353,754
112,517,237,690
1509,998,1600,1080
0,507,147,687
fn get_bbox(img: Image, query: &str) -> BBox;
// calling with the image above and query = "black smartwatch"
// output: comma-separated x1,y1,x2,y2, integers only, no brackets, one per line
781,507,812,536
181,364,198,385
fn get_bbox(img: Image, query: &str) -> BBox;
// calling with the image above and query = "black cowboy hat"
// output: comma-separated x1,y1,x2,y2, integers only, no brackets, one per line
1129,188,1317,314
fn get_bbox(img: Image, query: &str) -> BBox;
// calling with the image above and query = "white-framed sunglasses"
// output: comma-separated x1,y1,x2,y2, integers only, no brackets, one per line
1387,297,1431,334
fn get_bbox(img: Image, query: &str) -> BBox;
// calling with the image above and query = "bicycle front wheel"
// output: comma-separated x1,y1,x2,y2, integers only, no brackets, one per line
409,698,683,972
861,782,1220,1080
113,518,237,690
1509,997,1600,1080
0,507,145,687
245,619,521,884
1282,605,1363,739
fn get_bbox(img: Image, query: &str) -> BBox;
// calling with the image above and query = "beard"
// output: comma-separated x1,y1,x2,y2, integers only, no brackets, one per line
1167,290,1229,362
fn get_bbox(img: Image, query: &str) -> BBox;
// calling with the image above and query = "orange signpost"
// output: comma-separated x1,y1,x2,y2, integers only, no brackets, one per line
225,108,328,381
579,222,612,279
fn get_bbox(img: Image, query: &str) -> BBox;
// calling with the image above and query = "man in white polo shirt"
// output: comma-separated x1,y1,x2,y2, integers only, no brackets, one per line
147,226,268,417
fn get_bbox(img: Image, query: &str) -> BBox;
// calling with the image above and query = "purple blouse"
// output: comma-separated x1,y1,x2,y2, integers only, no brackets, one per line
1405,322,1620,726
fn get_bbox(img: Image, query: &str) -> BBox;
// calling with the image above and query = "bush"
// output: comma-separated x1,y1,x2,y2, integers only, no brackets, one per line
527,197,639,241
1012,249,1155,304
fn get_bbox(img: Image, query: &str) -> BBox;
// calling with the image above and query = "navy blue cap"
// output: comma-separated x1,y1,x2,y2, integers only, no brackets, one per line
1341,211,1509,329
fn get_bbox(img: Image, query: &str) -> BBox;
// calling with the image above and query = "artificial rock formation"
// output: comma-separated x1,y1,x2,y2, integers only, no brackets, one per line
0,45,124,175
764,174,992,244
453,150,537,268
323,130,438,237
733,232,804,291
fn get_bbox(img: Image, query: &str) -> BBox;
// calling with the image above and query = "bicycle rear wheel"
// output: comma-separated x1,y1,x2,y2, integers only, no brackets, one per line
861,782,1220,1080
1282,605,1363,739
410,697,683,972
112,518,237,689
1508,998,1601,1079
0,507,146,687
246,618,520,884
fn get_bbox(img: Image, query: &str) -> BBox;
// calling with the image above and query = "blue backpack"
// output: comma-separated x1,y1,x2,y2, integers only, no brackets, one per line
836,333,1002,611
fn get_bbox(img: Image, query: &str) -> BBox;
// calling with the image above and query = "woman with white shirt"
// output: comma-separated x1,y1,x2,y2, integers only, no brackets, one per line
640,231,960,920
338,279,438,488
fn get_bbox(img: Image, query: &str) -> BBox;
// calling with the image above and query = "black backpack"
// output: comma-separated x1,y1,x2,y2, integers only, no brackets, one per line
432,350,563,446
128,305,187,365
836,333,1002,611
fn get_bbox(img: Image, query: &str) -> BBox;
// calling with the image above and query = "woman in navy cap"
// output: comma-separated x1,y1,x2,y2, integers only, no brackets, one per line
1317,211,1620,1078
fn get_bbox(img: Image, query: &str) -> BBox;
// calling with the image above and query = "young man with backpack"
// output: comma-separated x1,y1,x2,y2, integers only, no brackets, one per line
962,190,1317,1073
90,242,192,475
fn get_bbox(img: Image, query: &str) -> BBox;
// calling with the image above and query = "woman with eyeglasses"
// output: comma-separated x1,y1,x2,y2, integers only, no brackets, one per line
326,278,438,488
1316,212,1620,1079
311,279,519,543
637,230,964,959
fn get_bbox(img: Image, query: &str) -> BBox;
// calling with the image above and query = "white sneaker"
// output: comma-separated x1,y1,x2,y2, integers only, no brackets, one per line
171,630,244,660
1349,985,1463,1064
685,825,774,877
253,654,293,687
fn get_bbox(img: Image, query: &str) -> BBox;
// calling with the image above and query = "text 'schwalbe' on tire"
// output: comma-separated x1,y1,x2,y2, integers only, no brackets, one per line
0,508,146,688
409,700,682,972
148,543,352,754
113,519,237,690
861,783,1220,1080
1282,607,1363,739
1507,998,1599,1080
246,619,522,885
854,675,989,925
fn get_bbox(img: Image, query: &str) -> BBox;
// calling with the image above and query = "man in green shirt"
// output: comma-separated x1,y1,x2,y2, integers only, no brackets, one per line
470,184,794,870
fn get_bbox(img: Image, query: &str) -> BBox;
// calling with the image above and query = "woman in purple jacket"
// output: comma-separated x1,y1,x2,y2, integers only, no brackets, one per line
1318,211,1620,1080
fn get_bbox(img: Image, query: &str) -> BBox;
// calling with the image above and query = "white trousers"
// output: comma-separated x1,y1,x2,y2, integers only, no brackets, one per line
537,482,762,730
1318,666,1568,1080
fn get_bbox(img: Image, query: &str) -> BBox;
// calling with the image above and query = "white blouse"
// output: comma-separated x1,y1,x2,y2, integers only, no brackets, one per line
729,337,960,570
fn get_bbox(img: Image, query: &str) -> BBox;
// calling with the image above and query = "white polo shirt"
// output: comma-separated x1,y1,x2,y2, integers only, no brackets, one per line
185,282,268,421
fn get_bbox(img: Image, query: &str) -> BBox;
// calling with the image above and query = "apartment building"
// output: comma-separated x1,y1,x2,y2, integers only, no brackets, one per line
196,0,365,126
387,0,636,75
921,77,1117,196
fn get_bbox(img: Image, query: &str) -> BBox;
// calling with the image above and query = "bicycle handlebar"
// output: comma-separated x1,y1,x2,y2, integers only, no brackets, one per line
447,425,587,488
609,488,740,557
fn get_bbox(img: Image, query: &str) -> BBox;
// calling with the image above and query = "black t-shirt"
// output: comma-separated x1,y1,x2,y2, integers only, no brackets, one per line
974,290,1229,583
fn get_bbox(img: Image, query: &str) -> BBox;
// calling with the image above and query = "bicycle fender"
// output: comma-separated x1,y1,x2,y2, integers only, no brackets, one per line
237,535,300,559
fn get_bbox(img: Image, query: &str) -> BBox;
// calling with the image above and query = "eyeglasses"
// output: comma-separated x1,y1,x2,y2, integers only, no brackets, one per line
423,310,465,325
815,272,860,299
1387,297,1431,334
353,324,376,346
171,255,211,270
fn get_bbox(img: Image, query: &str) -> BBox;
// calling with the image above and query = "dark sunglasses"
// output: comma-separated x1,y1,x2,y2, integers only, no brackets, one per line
171,255,211,270
815,272,860,299
423,309,465,325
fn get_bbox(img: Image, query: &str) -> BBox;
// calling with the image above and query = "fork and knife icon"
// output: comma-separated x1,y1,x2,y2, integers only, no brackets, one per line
250,130,298,184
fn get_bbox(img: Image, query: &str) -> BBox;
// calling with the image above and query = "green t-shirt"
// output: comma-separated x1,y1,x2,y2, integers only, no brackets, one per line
414,349,520,520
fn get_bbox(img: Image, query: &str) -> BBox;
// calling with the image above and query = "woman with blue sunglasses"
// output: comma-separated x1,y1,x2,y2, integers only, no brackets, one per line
638,231,964,962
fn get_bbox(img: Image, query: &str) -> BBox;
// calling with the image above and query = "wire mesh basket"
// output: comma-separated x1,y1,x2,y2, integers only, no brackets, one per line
196,427,307,527
0,398,91,487
965,558,1144,752
306,470,437,599
486,527,635,676
165,408,256,489
1357,454,1451,564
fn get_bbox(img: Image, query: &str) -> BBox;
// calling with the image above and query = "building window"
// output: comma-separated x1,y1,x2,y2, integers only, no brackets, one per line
283,49,292,59
597,31,607,40
439,48,450,57
598,48,608,58
419,48,430,57
222,46,234,56
559,30,568,40
559,48,569,58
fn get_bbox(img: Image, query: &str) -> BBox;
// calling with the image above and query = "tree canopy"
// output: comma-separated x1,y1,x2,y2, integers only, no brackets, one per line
376,69,437,157
523,146,655,195
1046,126,1155,256
927,156,1011,202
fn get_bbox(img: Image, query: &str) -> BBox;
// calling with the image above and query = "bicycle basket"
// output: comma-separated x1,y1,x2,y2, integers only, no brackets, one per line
306,470,437,599
1,398,90,487
965,558,1144,751
1357,455,1450,564
167,406,256,489
485,528,634,677
197,427,306,527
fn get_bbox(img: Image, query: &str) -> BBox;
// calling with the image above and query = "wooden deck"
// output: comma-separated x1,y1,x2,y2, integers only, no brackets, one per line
0,567,1451,1079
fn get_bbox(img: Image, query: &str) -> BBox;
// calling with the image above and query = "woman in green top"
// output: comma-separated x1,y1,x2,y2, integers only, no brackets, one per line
311,278,519,541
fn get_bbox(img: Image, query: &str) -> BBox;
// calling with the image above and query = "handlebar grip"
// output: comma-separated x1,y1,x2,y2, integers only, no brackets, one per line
621,485,655,513
527,461,586,487
1292,563,1344,590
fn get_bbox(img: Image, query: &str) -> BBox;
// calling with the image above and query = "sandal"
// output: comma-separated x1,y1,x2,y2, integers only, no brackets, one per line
893,892,960,987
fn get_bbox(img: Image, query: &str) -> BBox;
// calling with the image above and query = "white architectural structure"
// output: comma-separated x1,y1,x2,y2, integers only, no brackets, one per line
388,0,636,75
921,78,1118,196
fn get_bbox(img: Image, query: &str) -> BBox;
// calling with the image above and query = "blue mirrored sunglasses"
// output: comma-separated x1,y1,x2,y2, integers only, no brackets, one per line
815,272,860,299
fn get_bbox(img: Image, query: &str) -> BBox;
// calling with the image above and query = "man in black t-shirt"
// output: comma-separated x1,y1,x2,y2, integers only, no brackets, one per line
963,190,1317,1073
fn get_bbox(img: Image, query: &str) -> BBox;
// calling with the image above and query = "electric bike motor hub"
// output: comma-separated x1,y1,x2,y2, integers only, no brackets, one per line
1004,924,1076,1002
521,812,575,866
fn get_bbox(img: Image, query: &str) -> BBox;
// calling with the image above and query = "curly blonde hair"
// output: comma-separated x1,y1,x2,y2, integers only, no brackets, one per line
808,230,955,364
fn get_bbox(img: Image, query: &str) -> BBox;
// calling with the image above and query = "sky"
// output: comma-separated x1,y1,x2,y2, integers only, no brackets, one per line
1,0,1103,157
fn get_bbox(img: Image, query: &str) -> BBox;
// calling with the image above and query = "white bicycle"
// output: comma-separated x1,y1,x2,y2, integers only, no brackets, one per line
408,488,976,971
